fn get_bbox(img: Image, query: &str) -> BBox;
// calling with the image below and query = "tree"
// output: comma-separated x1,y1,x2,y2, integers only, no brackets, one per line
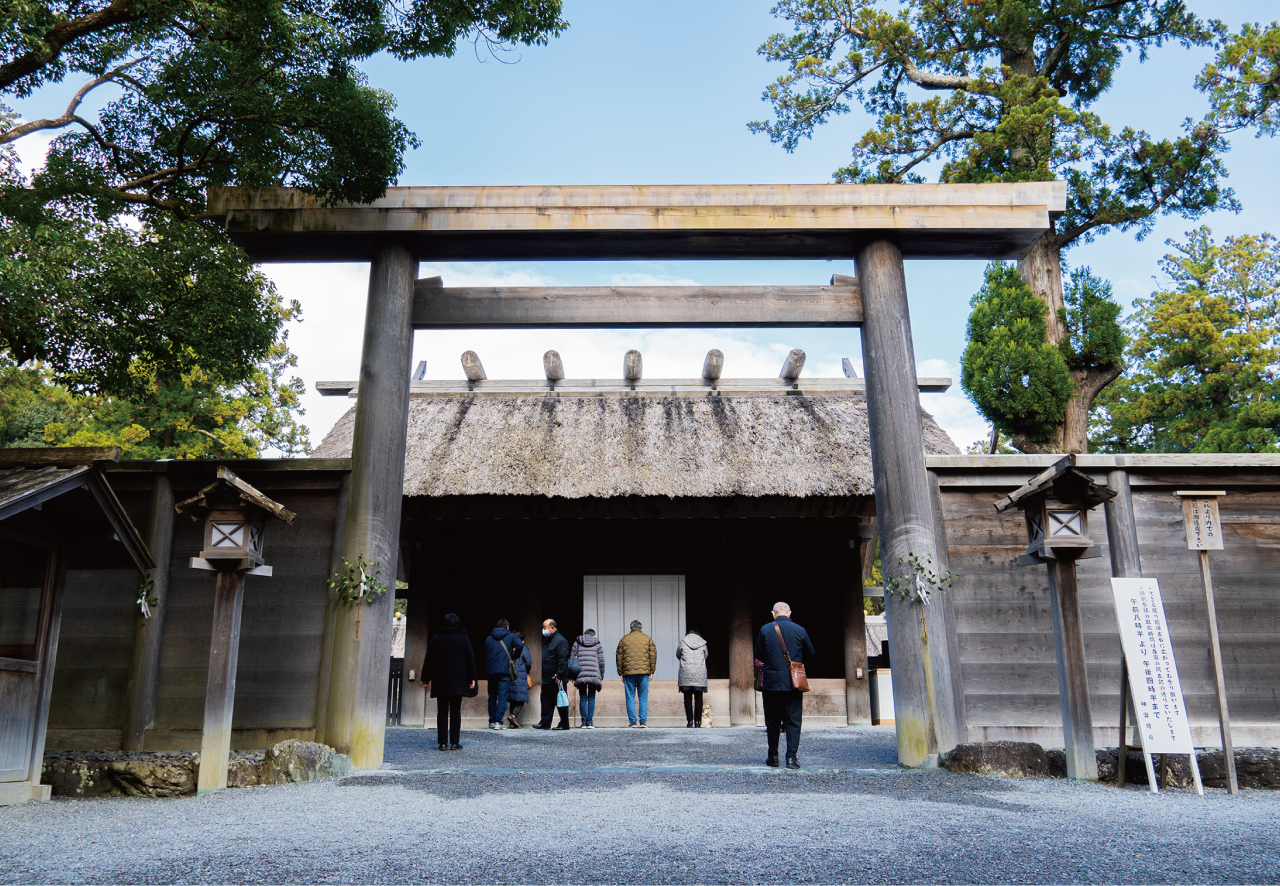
1092,227,1280,453
1,1,566,397
751,0,1242,452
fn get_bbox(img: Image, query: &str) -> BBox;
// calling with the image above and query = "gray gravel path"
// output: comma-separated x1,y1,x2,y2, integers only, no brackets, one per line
3,726,1278,885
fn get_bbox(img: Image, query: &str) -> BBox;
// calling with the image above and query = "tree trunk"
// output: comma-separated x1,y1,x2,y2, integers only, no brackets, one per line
1014,235,1124,454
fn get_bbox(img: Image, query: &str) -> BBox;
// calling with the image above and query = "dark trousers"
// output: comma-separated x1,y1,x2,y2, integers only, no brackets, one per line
682,689,704,724
762,690,804,756
487,675,511,723
537,679,569,728
436,695,462,746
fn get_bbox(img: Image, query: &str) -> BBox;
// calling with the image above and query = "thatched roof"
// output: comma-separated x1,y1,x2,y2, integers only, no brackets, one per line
315,395,958,499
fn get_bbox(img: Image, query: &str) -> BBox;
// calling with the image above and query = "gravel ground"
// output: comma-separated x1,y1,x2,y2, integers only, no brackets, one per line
3,726,1278,885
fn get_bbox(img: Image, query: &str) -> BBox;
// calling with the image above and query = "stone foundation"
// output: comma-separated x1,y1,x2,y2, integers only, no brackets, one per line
42,741,352,798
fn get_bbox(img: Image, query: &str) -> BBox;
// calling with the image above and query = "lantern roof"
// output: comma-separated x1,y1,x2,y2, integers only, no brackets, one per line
175,466,296,524
993,454,1116,514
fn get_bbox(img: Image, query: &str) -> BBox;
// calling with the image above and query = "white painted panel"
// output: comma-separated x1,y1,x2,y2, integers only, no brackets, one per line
584,575,685,681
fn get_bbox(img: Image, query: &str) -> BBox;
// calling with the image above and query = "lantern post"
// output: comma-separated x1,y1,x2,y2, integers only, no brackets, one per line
177,466,295,794
995,455,1116,781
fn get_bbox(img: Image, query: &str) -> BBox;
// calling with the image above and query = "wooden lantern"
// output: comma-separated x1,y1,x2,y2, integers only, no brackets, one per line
200,500,267,569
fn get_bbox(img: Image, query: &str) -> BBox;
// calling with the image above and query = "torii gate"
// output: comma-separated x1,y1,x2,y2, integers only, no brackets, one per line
209,181,1067,769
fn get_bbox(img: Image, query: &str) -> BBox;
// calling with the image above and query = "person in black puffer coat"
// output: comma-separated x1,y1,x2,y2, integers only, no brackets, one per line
570,629,606,728
421,613,477,750
506,629,534,728
535,618,571,730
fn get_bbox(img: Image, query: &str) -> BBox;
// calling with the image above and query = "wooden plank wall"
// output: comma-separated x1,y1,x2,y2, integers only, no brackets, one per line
47,477,343,750
936,470,1280,748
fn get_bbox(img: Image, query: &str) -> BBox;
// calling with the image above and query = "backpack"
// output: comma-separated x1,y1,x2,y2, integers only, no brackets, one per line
565,642,582,680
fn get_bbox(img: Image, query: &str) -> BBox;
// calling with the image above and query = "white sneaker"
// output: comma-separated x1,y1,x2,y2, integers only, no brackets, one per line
489,723,504,730
586,724,597,729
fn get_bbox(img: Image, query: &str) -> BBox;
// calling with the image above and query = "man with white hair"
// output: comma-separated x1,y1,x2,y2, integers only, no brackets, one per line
754,601,815,769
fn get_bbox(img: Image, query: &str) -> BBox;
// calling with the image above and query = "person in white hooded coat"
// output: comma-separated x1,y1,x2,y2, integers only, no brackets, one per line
676,630,709,727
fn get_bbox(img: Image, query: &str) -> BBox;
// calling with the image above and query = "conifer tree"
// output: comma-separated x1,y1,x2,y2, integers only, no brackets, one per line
752,0,1249,452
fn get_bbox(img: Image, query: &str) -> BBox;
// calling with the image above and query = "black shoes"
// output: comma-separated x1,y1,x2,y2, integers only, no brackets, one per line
532,724,549,730
438,744,447,751
766,755,780,768
553,723,571,731
786,754,801,770
687,720,695,728
451,743,462,751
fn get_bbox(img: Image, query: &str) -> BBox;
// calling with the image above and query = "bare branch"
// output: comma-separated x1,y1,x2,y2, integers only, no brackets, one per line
0,57,147,145
902,58,975,90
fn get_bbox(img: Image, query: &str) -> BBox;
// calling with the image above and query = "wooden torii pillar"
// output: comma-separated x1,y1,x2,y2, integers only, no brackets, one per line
209,181,1065,769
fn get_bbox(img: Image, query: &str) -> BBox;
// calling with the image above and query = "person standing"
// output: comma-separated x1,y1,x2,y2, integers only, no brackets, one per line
616,620,656,727
421,613,477,751
754,601,814,769
484,618,524,730
571,628,606,729
677,630,709,728
534,618,571,730
507,629,533,728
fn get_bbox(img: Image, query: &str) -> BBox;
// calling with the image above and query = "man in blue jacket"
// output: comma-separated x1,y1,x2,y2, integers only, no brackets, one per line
754,601,815,769
484,619,524,730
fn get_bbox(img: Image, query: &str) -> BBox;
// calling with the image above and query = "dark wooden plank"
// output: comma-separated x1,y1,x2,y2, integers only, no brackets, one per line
123,476,173,750
0,448,119,467
412,282,863,329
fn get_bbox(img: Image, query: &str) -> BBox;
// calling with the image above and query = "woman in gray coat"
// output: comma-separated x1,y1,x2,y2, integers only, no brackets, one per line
677,630,709,727
570,628,606,728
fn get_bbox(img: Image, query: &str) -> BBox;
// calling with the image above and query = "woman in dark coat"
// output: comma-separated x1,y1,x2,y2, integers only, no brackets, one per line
506,629,534,728
421,613,476,750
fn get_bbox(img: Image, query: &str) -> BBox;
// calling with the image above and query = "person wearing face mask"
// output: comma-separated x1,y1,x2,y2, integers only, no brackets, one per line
533,618,571,730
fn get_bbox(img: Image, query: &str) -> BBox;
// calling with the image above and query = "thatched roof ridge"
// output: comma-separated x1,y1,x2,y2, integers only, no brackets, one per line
315,395,959,499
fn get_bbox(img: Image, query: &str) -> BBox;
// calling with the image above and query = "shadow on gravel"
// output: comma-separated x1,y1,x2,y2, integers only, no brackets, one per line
337,770,1034,813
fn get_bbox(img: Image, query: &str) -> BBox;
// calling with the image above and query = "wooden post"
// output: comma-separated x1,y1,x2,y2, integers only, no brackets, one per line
543,350,565,381
929,472,967,737
702,349,723,380
778,349,806,380
856,238,961,766
844,528,871,725
624,349,643,381
325,243,416,769
28,546,67,793
1045,558,1098,780
461,350,487,381
401,509,428,728
122,472,174,751
197,569,246,794
1198,549,1238,794
313,472,350,746
1105,468,1142,579
728,584,755,727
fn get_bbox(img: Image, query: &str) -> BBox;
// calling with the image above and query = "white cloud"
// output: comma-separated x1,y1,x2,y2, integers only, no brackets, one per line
11,126,55,177
603,272,701,286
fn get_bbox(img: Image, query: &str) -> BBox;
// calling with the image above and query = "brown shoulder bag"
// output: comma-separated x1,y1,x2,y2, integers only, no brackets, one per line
774,623,810,692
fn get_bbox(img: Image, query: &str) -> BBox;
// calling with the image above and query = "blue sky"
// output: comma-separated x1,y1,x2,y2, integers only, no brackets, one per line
14,1,1280,452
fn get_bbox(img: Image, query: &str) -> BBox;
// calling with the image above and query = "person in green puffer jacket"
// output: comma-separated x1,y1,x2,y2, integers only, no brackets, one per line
616,620,656,727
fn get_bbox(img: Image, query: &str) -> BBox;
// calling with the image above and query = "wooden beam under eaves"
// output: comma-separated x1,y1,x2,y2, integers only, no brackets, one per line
410,277,862,328
316,376,952,398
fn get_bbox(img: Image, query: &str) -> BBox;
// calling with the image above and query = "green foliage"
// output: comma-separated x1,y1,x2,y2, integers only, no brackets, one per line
863,539,883,615
884,552,955,604
1199,21,1280,137
1,1,566,399
329,553,388,605
751,1,1236,249
0,311,310,458
1093,227,1280,453
394,597,408,618
1058,268,1125,371
962,263,1073,443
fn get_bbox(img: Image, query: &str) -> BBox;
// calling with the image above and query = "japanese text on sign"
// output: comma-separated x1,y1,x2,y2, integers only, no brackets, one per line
1181,497,1224,551
1110,578,1195,754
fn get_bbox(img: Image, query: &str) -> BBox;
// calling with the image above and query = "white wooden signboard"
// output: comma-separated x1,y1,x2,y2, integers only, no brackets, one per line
1110,577,1195,754
1181,496,1224,551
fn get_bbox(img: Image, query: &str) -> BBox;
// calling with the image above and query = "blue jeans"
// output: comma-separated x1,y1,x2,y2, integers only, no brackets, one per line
578,684,597,725
623,674,649,724
487,675,511,724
